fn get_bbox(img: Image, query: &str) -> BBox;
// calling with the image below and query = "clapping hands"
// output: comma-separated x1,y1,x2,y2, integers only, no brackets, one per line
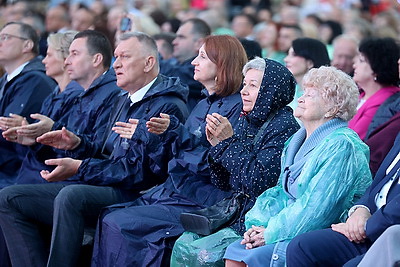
205,113,233,146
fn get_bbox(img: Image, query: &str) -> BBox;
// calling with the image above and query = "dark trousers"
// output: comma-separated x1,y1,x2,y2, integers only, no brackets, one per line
0,183,137,267
92,187,202,267
286,228,371,267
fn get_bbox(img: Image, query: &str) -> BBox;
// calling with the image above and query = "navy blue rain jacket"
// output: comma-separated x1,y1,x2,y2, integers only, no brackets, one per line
16,70,121,184
153,91,243,202
0,56,56,187
74,75,189,191
39,81,83,123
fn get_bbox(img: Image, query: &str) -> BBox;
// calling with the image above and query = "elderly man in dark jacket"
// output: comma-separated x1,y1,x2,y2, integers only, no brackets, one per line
0,22,56,187
0,32,189,267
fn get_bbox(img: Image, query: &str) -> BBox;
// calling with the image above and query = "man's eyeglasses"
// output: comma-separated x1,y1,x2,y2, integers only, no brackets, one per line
0,34,28,42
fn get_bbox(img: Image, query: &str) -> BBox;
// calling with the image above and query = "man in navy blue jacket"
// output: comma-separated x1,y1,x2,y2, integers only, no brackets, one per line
286,132,400,267
0,32,189,267
4,30,121,185
0,22,56,187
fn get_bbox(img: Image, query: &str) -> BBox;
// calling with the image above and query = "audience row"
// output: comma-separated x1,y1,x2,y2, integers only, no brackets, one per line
0,13,398,267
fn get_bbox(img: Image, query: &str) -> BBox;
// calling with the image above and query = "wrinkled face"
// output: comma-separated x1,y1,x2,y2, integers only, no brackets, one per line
331,39,357,75
294,86,331,123
64,37,95,86
241,68,263,112
172,22,199,62
191,44,217,90
0,24,28,65
42,45,64,79
284,47,311,78
113,37,147,92
352,53,374,87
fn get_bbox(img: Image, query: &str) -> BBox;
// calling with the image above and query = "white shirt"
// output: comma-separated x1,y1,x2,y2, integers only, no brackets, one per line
375,152,400,209
6,61,29,82
128,77,157,105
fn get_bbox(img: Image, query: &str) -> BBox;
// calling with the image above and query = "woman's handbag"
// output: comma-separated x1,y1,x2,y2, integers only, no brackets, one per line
180,192,246,236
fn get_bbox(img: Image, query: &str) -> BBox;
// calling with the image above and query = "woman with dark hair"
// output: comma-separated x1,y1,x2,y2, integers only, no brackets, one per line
284,37,330,111
91,35,248,266
348,37,400,140
170,57,299,266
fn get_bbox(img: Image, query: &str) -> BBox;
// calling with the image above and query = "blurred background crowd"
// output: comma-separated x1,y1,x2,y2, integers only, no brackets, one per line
0,0,398,69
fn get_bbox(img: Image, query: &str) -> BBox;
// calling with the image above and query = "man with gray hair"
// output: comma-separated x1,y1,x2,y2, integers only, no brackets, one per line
0,32,189,267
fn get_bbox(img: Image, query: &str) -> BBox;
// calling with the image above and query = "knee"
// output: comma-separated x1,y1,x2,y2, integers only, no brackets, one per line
379,225,400,242
54,185,84,210
286,235,301,257
101,212,122,233
0,185,24,211
385,225,400,236
286,234,310,267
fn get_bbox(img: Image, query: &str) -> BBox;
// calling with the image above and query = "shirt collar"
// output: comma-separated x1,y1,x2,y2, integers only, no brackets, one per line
128,77,157,105
7,61,29,82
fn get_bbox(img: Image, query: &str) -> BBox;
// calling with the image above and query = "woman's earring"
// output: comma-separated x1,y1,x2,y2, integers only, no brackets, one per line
374,76,377,81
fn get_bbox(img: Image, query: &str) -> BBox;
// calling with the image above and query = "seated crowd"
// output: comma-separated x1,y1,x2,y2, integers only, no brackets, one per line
0,1,399,266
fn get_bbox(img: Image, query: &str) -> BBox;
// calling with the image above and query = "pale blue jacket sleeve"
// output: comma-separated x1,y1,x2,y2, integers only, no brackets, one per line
244,129,372,244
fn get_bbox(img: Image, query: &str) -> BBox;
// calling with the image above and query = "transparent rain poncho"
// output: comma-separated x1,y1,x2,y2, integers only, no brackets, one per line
171,127,372,266
245,127,372,244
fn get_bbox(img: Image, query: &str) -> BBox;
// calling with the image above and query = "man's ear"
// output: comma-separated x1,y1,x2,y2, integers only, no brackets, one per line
143,56,156,73
22,39,34,53
92,53,104,67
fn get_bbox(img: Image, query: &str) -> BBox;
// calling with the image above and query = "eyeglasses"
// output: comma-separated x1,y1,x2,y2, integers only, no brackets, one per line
0,33,28,42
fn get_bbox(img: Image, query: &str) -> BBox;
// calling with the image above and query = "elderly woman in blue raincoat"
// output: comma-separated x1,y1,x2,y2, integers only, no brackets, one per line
170,57,300,266
223,66,372,267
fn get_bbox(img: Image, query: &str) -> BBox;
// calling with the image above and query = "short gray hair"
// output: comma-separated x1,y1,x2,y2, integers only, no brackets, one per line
119,31,159,66
303,66,359,121
242,56,266,75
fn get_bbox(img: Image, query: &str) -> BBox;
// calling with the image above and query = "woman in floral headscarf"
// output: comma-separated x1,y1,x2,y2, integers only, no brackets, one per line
171,57,300,266
224,66,372,267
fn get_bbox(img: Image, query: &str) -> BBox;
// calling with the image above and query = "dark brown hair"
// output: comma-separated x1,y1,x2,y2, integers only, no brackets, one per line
203,35,247,96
